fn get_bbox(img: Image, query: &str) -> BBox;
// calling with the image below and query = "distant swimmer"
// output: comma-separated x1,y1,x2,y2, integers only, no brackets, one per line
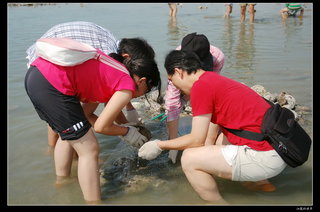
280,3,304,19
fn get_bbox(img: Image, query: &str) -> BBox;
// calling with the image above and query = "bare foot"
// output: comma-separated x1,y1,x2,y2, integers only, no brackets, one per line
241,180,276,192
55,176,77,188
205,197,229,205
85,199,102,205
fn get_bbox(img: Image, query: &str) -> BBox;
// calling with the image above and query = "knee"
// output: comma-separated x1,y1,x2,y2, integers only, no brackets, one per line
78,142,100,160
90,144,100,158
181,148,197,172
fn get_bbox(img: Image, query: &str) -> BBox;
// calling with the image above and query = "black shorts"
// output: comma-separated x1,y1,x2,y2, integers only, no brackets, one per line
24,66,91,140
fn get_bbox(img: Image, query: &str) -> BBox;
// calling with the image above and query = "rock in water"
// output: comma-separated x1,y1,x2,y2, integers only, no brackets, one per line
103,157,136,183
251,84,267,96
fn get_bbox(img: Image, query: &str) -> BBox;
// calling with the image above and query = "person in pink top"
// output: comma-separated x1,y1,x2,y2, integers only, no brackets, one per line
139,50,286,203
26,22,157,156
24,42,161,203
164,32,225,163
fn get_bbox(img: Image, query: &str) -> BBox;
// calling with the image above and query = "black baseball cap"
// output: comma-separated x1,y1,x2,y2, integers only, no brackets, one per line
181,32,213,71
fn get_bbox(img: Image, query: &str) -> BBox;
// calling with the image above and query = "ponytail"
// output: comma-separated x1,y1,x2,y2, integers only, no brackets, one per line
124,58,162,104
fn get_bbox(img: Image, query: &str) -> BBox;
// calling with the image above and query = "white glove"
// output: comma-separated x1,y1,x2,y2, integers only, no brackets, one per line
120,126,148,148
168,150,179,164
138,140,162,160
126,109,141,124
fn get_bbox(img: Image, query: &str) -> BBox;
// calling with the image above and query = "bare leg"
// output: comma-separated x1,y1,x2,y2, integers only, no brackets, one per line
224,4,233,18
46,125,59,155
48,125,59,147
248,4,255,23
69,129,101,202
299,8,304,18
181,145,232,203
280,8,289,19
168,3,177,17
54,137,74,178
240,5,247,22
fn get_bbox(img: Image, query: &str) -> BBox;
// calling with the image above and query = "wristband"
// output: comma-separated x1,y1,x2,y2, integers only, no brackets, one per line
123,126,130,136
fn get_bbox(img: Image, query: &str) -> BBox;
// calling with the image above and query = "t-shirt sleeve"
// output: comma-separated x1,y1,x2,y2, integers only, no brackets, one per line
190,81,214,116
210,45,225,73
114,74,136,94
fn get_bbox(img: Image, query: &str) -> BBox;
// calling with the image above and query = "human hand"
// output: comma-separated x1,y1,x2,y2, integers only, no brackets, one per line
138,140,162,160
120,126,148,148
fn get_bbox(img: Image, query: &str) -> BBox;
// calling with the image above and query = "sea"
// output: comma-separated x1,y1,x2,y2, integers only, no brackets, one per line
7,3,313,206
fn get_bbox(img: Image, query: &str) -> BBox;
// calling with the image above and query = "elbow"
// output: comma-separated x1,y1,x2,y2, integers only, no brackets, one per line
189,135,205,148
93,121,108,134
93,123,104,134
193,138,205,147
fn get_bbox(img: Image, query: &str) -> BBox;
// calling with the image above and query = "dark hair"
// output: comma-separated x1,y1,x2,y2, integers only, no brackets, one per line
124,58,162,103
108,53,125,63
164,50,202,76
118,38,155,60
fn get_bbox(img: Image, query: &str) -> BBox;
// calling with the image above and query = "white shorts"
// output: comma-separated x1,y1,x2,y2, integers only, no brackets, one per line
221,145,287,181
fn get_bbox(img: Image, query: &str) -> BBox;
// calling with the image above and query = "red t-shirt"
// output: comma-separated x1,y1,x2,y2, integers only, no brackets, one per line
191,72,273,151
31,49,136,103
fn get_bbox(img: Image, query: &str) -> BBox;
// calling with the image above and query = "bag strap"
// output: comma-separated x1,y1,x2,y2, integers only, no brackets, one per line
223,98,275,141
95,53,130,75
223,127,266,141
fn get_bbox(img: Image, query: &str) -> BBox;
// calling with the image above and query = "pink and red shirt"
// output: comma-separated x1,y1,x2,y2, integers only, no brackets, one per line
31,49,136,103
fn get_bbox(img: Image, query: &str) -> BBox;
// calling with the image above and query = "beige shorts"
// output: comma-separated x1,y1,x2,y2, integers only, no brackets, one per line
222,145,287,181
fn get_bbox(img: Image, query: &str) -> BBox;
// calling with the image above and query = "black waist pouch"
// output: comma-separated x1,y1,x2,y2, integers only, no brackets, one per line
261,101,312,167
224,98,312,168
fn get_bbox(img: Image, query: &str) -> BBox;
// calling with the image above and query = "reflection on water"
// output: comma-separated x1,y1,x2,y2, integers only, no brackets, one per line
8,3,312,206
221,18,235,64
166,16,188,47
221,18,256,83
234,22,255,81
281,17,304,49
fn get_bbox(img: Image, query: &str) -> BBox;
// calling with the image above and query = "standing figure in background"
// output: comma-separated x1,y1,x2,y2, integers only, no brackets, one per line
224,3,233,18
280,3,304,19
240,3,256,23
168,3,178,17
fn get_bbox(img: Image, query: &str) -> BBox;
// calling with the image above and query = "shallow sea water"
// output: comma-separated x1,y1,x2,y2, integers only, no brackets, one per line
8,3,313,206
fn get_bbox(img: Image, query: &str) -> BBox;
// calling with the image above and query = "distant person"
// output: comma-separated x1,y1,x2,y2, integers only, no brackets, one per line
198,4,208,10
240,3,256,23
164,32,225,164
139,50,287,203
280,3,304,19
25,38,161,203
224,3,233,18
168,3,178,17
26,21,156,153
